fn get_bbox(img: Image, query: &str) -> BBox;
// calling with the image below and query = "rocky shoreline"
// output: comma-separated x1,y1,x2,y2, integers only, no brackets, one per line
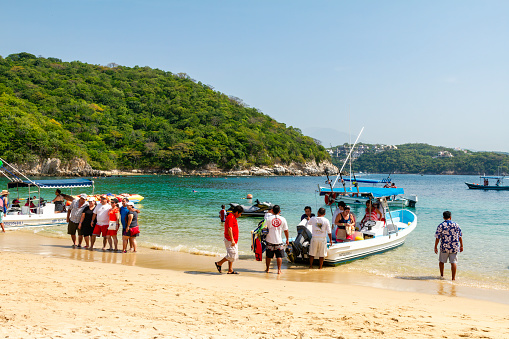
13,158,339,177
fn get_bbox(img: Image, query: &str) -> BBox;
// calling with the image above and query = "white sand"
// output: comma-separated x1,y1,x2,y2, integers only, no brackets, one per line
0,239,508,338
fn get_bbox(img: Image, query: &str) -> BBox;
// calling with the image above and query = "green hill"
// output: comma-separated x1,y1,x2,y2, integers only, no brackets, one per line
329,143,509,175
0,52,329,170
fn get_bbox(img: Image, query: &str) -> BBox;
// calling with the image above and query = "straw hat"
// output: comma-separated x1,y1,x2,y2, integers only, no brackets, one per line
1,190,9,196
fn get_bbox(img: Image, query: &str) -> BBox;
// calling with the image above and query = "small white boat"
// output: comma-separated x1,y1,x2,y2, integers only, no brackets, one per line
3,178,95,228
1,158,94,228
286,196,417,265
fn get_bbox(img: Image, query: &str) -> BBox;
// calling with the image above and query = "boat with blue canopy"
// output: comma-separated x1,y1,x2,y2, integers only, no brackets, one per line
0,158,95,227
282,127,418,265
465,175,509,190
340,177,391,184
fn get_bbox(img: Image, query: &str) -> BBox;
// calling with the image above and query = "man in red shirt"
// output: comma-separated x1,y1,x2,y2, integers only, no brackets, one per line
215,205,243,274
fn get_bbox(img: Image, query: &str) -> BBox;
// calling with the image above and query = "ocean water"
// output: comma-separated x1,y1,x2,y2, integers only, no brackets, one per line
3,174,509,292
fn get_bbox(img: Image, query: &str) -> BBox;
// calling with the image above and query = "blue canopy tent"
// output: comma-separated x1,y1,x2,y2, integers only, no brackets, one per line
7,178,94,189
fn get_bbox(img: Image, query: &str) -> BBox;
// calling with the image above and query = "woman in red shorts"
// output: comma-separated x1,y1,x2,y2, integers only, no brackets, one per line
106,198,121,251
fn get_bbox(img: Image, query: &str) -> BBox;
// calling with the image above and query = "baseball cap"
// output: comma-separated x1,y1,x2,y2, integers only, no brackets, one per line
79,193,87,199
127,202,135,206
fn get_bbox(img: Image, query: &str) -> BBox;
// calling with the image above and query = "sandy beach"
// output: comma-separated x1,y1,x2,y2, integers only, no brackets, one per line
0,232,508,338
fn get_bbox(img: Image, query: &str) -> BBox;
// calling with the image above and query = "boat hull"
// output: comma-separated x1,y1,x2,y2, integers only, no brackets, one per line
465,182,509,190
3,202,67,228
325,225,414,265
4,214,67,228
287,209,417,266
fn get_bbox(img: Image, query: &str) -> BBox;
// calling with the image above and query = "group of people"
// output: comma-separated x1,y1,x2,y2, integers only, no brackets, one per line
64,191,141,253
215,201,464,280
215,204,291,275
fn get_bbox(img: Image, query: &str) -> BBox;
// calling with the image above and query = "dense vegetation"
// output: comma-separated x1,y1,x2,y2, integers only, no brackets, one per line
0,52,329,170
330,143,509,175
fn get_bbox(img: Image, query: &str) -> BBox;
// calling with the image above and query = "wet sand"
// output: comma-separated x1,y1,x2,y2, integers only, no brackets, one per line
0,231,509,338
2,230,509,305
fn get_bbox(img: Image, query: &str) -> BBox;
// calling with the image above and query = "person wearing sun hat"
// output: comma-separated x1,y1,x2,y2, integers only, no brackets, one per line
90,195,112,251
66,193,89,248
0,190,9,232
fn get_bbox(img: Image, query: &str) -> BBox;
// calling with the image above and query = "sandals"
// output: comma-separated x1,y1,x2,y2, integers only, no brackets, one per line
214,262,222,273
227,271,239,275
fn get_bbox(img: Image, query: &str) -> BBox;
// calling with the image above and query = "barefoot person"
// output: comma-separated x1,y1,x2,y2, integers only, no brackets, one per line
78,197,97,249
264,205,289,274
90,195,111,251
214,205,243,274
106,198,121,251
67,194,88,248
308,208,333,269
124,202,140,253
434,211,463,281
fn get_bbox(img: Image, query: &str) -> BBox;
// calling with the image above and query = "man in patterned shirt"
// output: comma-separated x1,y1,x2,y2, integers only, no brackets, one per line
434,211,463,281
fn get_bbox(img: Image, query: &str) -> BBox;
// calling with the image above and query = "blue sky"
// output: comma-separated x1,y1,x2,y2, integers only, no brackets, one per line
1,1,508,151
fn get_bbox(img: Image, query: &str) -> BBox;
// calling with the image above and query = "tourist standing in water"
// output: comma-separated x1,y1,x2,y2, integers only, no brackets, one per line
215,205,243,274
434,211,463,281
264,205,289,274
51,189,65,213
219,205,227,222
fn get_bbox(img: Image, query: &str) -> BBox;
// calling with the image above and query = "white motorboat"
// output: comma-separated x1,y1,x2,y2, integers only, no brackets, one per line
0,158,94,228
284,127,417,265
286,194,417,265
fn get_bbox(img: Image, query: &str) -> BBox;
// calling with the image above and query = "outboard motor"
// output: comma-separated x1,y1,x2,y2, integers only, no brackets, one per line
286,220,313,262
406,195,418,208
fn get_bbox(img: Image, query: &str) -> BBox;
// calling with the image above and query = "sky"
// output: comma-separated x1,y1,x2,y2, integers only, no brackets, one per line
1,1,508,151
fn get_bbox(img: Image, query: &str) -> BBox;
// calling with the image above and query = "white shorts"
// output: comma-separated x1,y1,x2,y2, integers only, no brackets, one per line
309,238,327,258
224,238,239,262
439,252,458,264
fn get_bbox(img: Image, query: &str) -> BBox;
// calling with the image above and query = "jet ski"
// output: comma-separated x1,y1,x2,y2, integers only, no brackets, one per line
227,199,274,217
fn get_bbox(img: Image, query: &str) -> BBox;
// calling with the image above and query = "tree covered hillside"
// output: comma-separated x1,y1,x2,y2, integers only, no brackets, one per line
331,143,509,175
0,52,329,170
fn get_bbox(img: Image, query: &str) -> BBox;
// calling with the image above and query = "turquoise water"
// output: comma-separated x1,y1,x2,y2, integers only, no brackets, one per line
3,174,509,291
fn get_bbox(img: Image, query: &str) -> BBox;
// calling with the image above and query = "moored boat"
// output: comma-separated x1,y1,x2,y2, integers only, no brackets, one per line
227,199,273,217
281,127,417,265
465,175,509,190
0,158,143,228
336,177,418,207
3,177,94,228
284,190,417,265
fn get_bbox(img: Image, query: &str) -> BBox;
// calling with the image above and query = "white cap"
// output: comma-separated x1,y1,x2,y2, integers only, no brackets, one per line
127,202,135,206
87,197,95,202
79,193,87,199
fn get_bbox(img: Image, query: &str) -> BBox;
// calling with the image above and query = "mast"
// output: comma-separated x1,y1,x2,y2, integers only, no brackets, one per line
331,127,364,189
